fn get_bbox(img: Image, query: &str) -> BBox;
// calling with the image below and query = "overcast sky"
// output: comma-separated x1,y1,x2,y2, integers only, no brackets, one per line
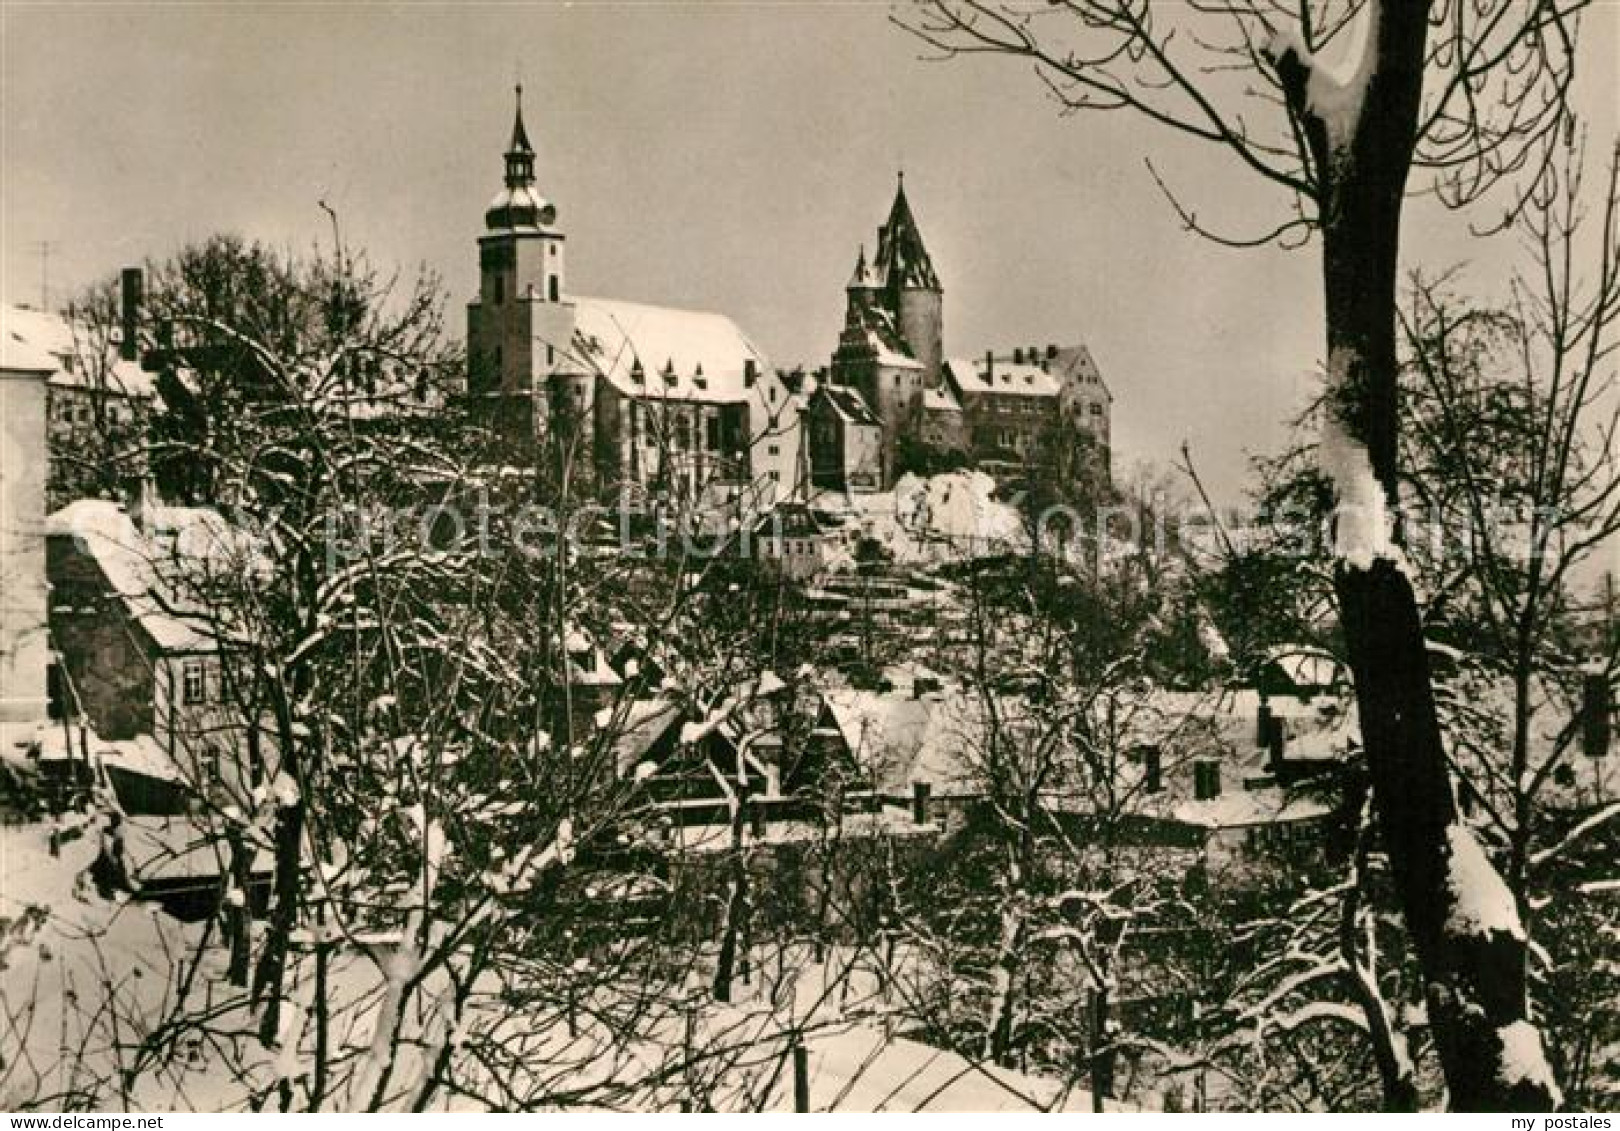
3,2,1615,506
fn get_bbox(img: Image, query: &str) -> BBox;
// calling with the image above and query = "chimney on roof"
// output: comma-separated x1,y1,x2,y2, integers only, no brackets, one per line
1266,721,1287,772
984,350,993,381
1013,347,1024,364
1193,759,1221,800
121,475,156,533
1046,344,1058,359
1584,671,1611,758
1141,745,1162,794
119,268,143,362
744,357,757,388
912,781,932,825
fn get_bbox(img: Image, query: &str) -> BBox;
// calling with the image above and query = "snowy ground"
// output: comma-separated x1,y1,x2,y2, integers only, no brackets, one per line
811,471,1027,567
1,818,1129,1111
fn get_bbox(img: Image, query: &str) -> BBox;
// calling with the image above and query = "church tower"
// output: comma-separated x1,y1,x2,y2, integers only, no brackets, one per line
872,174,943,389
466,86,578,438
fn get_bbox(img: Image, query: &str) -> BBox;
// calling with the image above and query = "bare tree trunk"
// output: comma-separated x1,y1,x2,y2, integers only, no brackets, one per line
712,795,752,1004
1284,3,1560,1107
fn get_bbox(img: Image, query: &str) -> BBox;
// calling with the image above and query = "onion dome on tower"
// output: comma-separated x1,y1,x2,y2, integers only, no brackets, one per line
485,84,559,232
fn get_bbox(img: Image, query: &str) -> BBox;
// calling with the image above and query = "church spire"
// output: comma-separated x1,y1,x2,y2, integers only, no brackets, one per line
504,84,536,189
873,172,939,291
847,243,878,290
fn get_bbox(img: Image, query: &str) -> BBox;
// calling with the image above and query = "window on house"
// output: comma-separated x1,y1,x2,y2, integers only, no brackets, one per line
181,660,207,705
1090,403,1104,416
769,386,778,403
767,444,780,456
200,744,222,784
768,470,780,482
705,416,721,451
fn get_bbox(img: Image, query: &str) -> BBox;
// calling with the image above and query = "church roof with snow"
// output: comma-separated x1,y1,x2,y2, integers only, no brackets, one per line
567,295,771,403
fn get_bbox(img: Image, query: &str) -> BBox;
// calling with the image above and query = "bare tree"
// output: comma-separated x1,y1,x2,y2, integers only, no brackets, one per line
896,0,1591,1106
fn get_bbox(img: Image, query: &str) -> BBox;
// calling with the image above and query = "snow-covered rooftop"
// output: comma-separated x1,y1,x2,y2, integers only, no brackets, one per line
569,296,771,403
47,498,250,653
1,304,155,396
946,356,1061,398
822,687,1039,798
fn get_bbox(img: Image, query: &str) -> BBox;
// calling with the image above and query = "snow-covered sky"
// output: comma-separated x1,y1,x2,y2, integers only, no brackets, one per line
2,3,1615,508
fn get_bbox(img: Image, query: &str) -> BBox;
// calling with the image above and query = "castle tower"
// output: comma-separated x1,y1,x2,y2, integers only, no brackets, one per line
466,85,578,438
872,174,943,389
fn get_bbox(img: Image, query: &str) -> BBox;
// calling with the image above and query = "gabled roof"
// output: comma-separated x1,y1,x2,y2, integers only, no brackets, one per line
823,687,1035,798
46,499,251,653
1264,646,1343,691
872,178,940,291
569,296,771,404
1,305,154,396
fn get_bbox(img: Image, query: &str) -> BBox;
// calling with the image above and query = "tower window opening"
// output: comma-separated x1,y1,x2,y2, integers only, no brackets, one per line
549,276,560,302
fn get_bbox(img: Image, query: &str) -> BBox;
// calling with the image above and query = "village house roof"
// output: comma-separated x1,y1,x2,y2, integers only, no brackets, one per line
568,295,771,404
1,305,154,397
46,498,250,654
822,687,1035,799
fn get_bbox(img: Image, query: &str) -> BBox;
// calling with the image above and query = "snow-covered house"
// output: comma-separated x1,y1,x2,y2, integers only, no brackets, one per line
1256,645,1344,700
942,346,1111,474
806,384,883,494
45,497,270,809
2,301,155,511
810,677,1044,828
1,312,54,725
464,89,802,517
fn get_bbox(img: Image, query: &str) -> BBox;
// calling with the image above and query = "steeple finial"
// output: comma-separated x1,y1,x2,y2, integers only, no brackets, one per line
509,83,534,157
503,84,536,189
848,243,877,290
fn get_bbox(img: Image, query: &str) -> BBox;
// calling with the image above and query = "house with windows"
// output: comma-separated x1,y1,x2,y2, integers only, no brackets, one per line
45,495,267,806
2,301,155,511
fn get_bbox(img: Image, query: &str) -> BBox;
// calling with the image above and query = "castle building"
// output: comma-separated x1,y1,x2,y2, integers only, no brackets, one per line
465,88,802,513
818,178,1113,492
